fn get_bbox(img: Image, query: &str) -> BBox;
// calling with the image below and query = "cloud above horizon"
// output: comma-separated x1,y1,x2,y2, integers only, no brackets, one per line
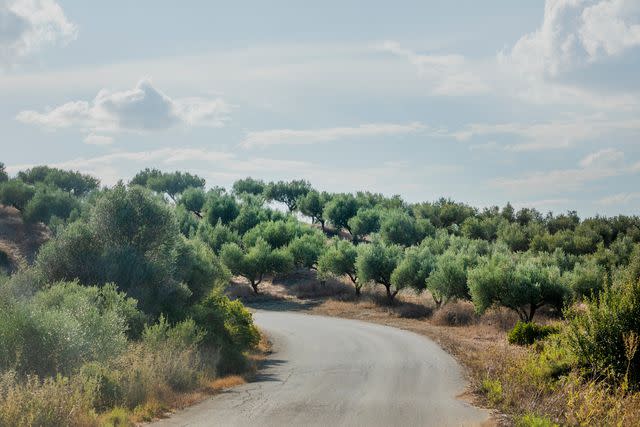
16,79,231,141
0,0,76,67
502,0,640,77
241,122,426,148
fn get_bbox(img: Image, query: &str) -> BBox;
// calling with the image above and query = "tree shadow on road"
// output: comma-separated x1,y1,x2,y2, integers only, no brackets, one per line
250,358,288,383
243,298,322,312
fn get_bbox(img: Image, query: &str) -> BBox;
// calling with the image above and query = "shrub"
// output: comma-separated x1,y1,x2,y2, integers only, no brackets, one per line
567,272,640,387
508,321,559,346
563,259,606,299
192,292,260,374
515,413,559,427
79,362,123,411
0,179,35,211
0,282,134,377
480,378,503,405
23,185,80,225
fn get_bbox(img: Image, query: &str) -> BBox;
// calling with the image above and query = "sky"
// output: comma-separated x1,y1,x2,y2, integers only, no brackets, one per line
1,0,639,217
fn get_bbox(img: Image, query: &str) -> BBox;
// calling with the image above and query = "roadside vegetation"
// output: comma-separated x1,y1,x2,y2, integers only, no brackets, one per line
1,161,640,425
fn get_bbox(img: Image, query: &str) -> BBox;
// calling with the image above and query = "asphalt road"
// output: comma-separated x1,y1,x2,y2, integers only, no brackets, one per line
153,311,488,427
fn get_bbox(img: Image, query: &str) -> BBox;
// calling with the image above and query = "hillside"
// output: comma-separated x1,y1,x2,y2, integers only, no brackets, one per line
0,204,50,273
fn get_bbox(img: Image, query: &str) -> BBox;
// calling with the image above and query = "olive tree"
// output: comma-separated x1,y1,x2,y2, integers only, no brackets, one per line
288,231,326,270
196,221,241,254
232,177,266,196
348,208,380,243
563,259,606,299
179,187,206,218
468,253,569,322
130,169,205,202
204,193,240,225
233,204,269,235
317,238,360,295
324,193,358,234
390,245,436,296
220,239,293,294
356,241,403,303
426,249,474,307
264,180,311,211
242,219,304,249
298,190,330,231
18,166,99,196
379,210,422,246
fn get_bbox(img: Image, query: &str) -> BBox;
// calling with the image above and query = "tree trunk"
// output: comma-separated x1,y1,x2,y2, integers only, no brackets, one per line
346,273,361,297
320,220,325,232
385,284,398,304
251,275,264,294
434,297,442,309
527,304,538,323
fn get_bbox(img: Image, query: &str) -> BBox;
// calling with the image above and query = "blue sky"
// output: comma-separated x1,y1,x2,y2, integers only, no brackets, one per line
1,0,639,216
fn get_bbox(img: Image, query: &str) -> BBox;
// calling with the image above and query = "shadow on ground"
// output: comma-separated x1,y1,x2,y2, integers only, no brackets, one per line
242,298,322,312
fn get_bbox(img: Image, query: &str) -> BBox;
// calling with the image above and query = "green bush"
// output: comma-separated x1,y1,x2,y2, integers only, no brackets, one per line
192,292,260,374
508,321,559,346
0,281,136,376
515,413,559,427
567,270,640,387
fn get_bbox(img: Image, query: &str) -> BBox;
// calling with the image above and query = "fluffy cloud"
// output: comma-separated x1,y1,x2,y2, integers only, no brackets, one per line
241,122,426,149
16,79,231,137
502,0,640,77
0,0,76,67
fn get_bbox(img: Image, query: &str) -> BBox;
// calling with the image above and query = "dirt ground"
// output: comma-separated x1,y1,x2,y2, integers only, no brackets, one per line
0,205,49,271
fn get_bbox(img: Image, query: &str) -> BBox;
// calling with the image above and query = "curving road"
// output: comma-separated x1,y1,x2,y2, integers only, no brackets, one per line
153,311,488,427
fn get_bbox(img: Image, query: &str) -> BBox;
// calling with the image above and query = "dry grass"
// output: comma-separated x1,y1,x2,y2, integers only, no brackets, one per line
206,375,246,393
432,301,478,326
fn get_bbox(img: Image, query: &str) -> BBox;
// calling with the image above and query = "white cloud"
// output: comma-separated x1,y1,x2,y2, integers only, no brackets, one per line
502,0,640,77
579,147,625,167
377,41,490,96
451,116,640,151
491,147,636,195
83,133,113,146
0,0,76,67
16,79,231,135
240,122,426,149
580,0,640,59
597,192,640,205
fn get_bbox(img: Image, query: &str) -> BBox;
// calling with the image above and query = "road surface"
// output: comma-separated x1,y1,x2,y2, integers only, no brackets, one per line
153,311,488,426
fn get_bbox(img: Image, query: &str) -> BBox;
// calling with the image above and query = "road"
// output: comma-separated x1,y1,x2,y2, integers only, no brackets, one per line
153,311,488,427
